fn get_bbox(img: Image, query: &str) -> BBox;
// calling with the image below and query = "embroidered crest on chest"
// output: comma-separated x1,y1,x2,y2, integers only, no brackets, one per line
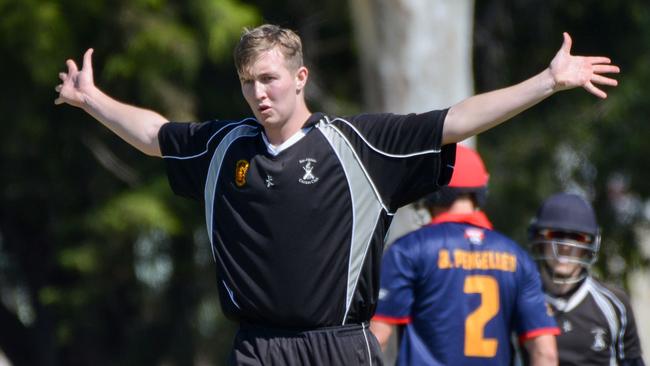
590,327,608,351
298,158,319,184
235,159,250,187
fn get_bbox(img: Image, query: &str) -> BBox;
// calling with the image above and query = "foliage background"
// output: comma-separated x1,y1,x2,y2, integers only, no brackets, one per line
0,0,648,364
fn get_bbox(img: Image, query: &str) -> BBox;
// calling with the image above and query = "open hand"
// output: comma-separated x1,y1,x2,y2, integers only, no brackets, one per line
549,33,620,98
54,48,96,107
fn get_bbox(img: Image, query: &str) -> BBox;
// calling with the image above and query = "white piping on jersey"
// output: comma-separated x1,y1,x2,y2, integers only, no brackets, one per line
204,124,259,263
326,116,442,158
319,118,390,213
261,126,313,156
317,119,384,325
593,280,629,360
162,118,256,160
545,277,590,312
361,323,373,366
587,278,619,366
222,280,241,309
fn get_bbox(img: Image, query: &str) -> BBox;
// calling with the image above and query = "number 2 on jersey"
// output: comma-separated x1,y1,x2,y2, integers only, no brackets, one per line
464,275,499,357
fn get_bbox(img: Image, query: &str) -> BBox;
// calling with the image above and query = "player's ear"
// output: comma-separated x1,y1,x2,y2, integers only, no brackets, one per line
295,66,308,92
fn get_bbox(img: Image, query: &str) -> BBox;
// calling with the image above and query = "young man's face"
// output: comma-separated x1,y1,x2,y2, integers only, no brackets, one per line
537,231,593,294
239,47,306,129
543,242,583,278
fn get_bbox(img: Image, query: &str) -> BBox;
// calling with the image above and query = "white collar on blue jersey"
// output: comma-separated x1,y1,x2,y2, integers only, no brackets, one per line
262,127,313,156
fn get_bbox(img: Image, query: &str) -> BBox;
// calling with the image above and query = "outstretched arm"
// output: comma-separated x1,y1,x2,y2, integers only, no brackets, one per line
55,49,168,157
442,33,620,144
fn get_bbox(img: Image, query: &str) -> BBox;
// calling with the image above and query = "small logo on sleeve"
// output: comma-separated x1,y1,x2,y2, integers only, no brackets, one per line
235,160,250,187
265,175,275,188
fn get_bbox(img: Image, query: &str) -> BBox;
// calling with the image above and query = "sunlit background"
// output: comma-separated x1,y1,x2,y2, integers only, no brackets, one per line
1,0,648,364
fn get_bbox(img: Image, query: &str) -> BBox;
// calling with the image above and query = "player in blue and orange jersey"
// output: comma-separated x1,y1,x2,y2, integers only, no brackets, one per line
371,145,560,366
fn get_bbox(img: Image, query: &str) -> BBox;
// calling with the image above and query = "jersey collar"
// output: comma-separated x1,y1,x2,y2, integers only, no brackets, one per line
260,113,325,156
261,127,312,156
545,277,591,312
430,211,493,230
303,112,326,128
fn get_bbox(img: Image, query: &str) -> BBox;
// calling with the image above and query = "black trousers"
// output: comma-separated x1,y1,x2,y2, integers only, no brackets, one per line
229,323,384,366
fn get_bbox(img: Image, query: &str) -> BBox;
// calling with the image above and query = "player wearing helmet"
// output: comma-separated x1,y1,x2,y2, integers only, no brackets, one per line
371,145,559,366
528,193,645,365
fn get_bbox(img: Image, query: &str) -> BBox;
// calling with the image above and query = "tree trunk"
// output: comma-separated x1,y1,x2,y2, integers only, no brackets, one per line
349,0,475,245
350,0,474,113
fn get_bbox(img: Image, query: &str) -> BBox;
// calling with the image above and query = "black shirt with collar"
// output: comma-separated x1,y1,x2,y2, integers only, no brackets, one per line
545,276,644,366
158,110,455,329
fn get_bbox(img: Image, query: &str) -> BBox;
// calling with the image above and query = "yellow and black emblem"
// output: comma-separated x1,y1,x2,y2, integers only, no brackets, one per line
235,159,250,187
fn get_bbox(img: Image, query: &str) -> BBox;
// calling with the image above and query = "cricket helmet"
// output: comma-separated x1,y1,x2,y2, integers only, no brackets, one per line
528,192,601,284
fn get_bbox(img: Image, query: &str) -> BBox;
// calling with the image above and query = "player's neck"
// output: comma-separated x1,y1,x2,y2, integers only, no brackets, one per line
430,198,477,217
446,198,477,215
264,101,311,145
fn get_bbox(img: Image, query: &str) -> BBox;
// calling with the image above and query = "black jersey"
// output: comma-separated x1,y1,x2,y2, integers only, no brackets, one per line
158,111,454,329
546,277,644,366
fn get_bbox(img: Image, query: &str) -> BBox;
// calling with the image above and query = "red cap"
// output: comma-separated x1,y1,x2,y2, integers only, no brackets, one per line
449,145,489,188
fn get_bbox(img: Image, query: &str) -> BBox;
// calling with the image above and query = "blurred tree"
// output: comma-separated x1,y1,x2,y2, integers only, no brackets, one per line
473,0,650,281
0,0,360,364
0,0,260,364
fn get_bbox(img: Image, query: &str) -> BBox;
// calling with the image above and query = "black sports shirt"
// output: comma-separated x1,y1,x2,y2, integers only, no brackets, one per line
546,277,644,365
158,111,455,329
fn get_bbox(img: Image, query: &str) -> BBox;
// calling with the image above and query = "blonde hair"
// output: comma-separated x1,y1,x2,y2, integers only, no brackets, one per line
234,24,303,76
